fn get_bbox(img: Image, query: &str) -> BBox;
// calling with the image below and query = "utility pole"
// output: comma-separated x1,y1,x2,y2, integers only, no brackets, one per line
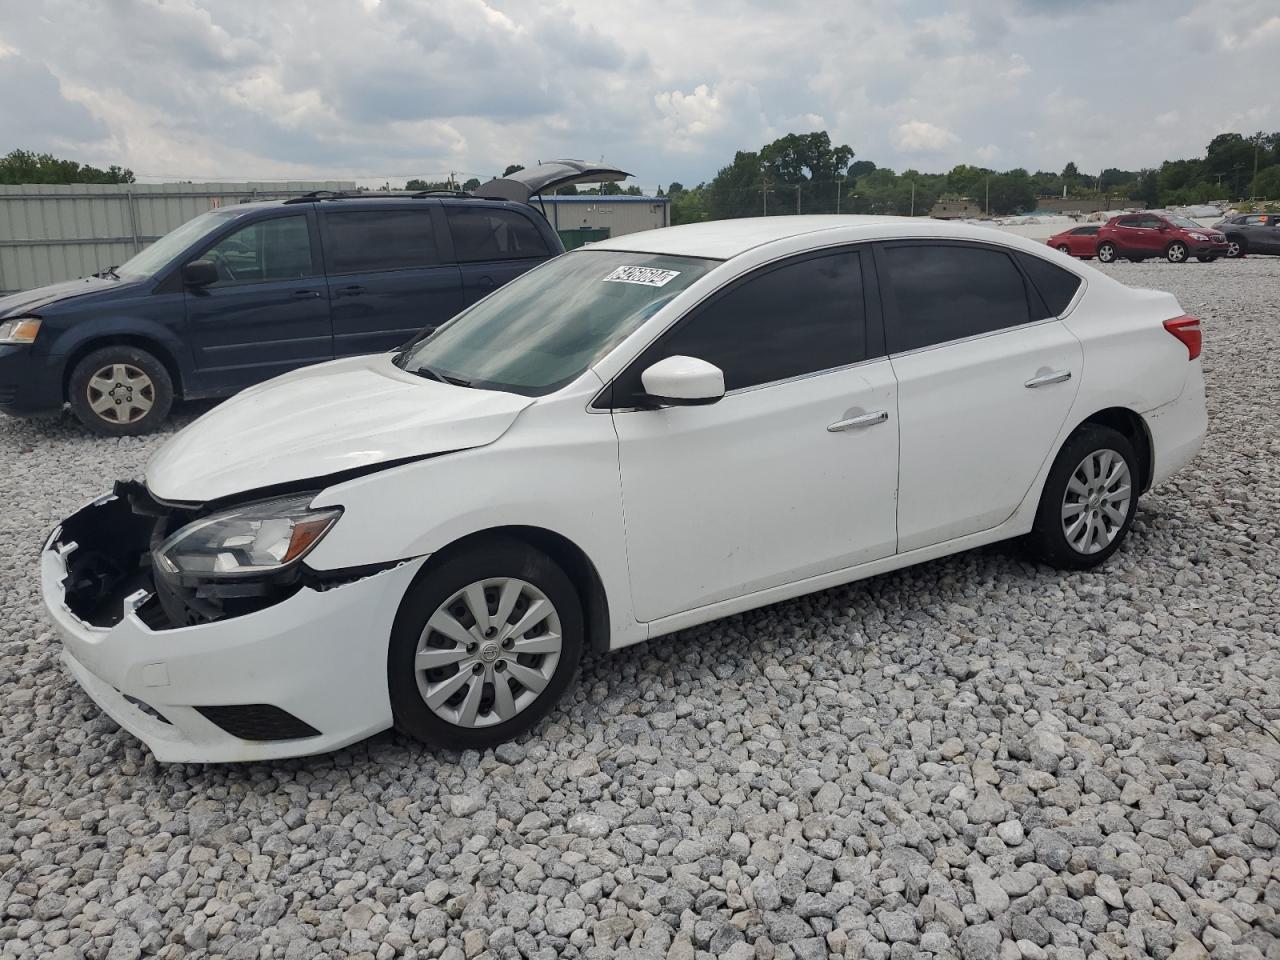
986,176,990,217
762,179,768,217
837,176,844,214
910,180,916,217
796,183,801,215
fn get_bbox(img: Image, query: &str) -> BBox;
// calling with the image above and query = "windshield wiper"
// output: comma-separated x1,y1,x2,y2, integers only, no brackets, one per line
94,266,121,280
411,365,472,388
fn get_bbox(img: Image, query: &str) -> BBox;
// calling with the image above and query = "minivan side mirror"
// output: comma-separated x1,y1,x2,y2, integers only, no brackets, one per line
182,260,219,287
640,355,725,406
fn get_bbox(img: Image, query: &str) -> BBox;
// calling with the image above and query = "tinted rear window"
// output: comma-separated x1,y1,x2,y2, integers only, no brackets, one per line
880,244,1032,354
323,210,438,274
1018,253,1083,317
1074,226,1099,236
447,207,550,262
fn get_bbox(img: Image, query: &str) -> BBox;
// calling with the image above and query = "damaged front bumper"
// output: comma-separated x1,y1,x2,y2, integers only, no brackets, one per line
41,490,427,763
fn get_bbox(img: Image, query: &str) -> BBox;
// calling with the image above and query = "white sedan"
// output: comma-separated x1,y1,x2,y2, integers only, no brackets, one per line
41,216,1207,762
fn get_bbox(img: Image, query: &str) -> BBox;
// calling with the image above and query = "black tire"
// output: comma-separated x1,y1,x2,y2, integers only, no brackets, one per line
1226,238,1245,258
1165,241,1188,264
1028,424,1139,570
1057,244,1070,254
68,345,174,436
387,537,584,750
1096,242,1117,264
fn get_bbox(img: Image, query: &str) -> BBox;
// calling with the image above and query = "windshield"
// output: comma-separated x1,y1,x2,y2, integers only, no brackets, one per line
116,209,248,279
396,249,718,396
1162,214,1203,230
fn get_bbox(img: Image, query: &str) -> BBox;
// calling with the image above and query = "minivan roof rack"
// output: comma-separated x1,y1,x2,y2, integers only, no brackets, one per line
282,190,359,204
410,190,474,199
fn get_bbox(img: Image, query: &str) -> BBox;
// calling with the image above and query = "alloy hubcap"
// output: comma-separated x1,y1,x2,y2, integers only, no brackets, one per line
1169,245,1186,262
1228,241,1240,257
414,577,562,728
1099,246,1114,262
1061,449,1132,555
86,363,154,424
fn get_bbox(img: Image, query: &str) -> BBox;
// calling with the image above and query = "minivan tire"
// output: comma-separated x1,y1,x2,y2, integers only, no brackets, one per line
68,346,174,436
388,537,584,750
1028,424,1139,570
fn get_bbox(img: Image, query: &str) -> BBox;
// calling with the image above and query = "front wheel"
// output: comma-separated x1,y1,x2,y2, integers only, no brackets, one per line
1166,241,1188,263
1057,244,1070,254
1226,239,1245,258
68,346,174,435
1096,242,1117,263
1028,424,1139,569
387,538,584,750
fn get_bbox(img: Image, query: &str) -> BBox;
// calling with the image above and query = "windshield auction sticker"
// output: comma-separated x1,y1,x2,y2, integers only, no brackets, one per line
603,265,681,287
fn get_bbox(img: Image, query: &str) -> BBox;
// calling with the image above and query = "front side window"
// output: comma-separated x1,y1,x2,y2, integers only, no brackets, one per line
118,209,248,279
880,244,1031,354
200,216,314,284
446,207,550,262
396,250,717,396
616,250,866,399
322,210,438,274
1161,214,1202,229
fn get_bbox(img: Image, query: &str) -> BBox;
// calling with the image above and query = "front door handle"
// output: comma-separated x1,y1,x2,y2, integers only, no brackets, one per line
1025,369,1072,388
827,410,888,432
291,289,321,299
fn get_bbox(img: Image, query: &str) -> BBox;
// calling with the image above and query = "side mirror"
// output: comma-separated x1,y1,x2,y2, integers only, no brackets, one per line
640,355,725,407
182,260,219,287
1157,222,1170,232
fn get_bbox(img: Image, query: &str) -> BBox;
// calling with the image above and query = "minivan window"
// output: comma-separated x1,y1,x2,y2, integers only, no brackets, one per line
323,210,438,274
1018,252,1083,317
447,207,550,262
116,209,247,279
396,250,716,396
880,244,1031,354
619,250,866,397
201,216,315,284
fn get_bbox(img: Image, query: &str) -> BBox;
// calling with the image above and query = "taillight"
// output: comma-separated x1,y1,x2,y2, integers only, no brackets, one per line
1163,315,1202,360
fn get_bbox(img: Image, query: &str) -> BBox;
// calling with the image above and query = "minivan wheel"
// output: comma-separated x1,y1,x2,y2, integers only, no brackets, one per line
68,346,174,435
1028,424,1138,569
1165,241,1188,263
1096,242,1117,263
388,538,584,750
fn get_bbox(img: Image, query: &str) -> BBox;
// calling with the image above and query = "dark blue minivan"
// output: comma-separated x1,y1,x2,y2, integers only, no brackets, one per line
0,162,630,433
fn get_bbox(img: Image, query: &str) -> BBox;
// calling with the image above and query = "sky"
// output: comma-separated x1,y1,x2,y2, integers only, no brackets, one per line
1,0,1278,191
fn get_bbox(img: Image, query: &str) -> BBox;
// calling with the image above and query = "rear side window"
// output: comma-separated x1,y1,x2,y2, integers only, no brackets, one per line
621,249,866,397
1074,226,1099,236
447,207,550,262
879,244,1031,354
1018,253,1083,317
322,210,438,274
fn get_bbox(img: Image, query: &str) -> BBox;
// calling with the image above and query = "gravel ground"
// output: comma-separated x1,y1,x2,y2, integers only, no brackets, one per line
2,256,1278,960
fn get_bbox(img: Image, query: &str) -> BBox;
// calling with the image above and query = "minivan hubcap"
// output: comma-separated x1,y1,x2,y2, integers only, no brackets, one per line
1061,449,1131,555
415,577,562,728
87,363,154,424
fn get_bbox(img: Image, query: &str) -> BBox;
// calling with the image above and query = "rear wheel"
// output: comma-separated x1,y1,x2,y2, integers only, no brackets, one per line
68,346,173,435
1028,424,1138,569
1096,242,1117,263
1165,241,1188,263
388,538,584,750
1226,239,1245,258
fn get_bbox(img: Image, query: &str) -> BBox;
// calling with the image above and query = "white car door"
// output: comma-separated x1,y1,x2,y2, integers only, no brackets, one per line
875,242,1083,552
606,248,899,623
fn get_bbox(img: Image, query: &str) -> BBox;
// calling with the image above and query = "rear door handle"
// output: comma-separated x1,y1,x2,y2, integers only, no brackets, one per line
1025,369,1072,388
335,284,366,297
291,289,321,299
827,410,888,432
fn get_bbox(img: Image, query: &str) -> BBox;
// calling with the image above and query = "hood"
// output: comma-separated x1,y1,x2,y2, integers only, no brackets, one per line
474,160,632,203
0,275,142,318
146,354,534,503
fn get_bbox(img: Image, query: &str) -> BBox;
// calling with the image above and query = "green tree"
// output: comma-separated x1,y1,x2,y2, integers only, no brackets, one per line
502,164,525,177
0,149,134,184
462,177,481,191
1250,165,1280,198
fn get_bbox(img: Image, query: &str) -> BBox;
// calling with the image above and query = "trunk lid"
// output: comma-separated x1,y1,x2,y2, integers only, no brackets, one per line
473,160,632,204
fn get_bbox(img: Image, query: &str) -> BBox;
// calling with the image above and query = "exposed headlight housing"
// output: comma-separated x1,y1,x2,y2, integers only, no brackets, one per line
154,495,341,580
1188,232,1208,241
0,317,41,345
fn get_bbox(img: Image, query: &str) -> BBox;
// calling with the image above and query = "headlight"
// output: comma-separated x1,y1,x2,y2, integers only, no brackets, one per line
154,495,341,579
1188,232,1208,241
0,317,41,345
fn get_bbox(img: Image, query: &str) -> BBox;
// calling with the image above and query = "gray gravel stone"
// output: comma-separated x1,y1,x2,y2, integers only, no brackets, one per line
2,257,1278,960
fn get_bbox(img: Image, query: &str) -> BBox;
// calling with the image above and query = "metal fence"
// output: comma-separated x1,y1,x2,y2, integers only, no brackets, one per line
0,181,355,295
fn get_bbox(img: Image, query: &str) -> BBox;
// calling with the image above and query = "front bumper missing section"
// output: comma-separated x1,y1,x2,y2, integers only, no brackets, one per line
42,490,428,762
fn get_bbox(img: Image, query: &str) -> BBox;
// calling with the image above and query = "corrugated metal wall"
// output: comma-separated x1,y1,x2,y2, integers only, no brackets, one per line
0,181,354,295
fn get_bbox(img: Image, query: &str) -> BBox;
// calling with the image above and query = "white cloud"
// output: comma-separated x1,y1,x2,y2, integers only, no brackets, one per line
891,121,959,153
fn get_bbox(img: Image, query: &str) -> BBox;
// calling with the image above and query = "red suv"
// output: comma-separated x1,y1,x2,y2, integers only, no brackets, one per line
1046,224,1100,259
1095,212,1228,264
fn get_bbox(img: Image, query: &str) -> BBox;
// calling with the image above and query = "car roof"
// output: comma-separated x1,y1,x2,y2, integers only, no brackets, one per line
224,195,527,214
589,215,1050,260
